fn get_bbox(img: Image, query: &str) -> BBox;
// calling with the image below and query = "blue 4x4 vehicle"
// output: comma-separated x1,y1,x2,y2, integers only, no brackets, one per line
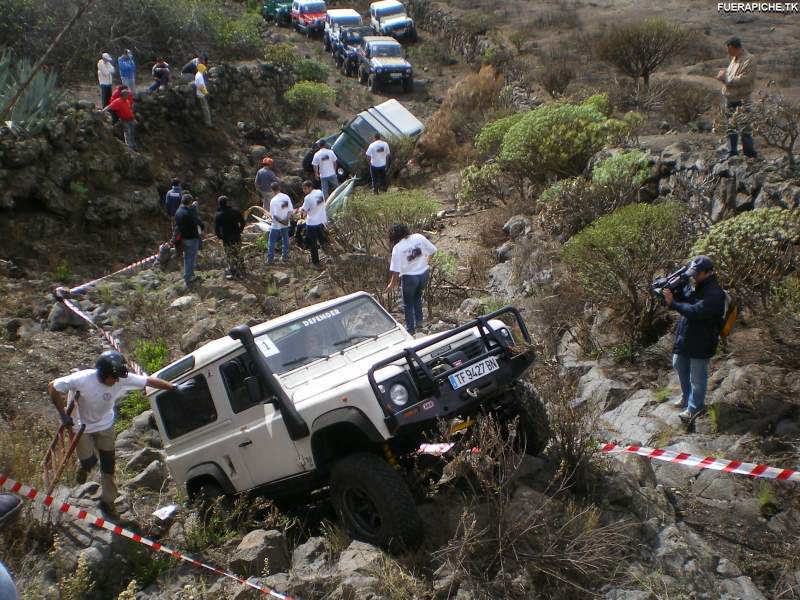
369,0,416,42
334,25,376,76
323,9,363,52
357,36,414,93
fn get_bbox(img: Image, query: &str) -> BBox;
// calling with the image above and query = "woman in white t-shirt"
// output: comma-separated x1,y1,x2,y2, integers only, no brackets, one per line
386,224,437,334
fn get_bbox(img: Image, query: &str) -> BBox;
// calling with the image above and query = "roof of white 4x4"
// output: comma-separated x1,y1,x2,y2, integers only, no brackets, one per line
371,0,404,8
175,291,387,373
327,8,360,16
363,36,400,44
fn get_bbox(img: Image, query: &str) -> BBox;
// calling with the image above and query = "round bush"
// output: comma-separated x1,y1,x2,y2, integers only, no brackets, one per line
475,112,526,157
456,162,509,210
591,150,650,188
296,59,329,83
691,208,800,308
565,202,691,340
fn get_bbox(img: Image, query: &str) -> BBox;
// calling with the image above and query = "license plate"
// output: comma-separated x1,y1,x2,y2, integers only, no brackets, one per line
390,73,402,79
448,357,499,390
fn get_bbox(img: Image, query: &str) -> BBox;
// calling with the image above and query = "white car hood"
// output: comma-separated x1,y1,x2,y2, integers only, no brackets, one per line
371,57,409,68
381,15,411,27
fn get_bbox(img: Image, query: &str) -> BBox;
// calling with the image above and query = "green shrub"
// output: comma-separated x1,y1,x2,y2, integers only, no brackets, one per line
115,390,150,433
769,274,800,317
285,81,336,132
475,112,526,156
565,202,691,340
264,42,300,72
538,177,599,240
691,208,800,308
332,190,440,256
592,150,650,187
597,18,688,87
386,135,417,181
479,42,514,72
498,95,640,182
0,50,63,131
456,162,510,210
462,13,492,36
52,260,72,283
134,338,170,374
296,59,329,83
214,12,262,54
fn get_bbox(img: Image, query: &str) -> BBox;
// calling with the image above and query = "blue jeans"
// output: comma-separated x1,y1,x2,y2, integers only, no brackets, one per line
100,84,112,108
121,75,136,93
320,174,339,199
268,227,290,263
401,270,429,334
0,560,17,600
183,237,200,285
672,354,709,414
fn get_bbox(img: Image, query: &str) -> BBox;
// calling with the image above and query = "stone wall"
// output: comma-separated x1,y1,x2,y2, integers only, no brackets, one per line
406,0,490,62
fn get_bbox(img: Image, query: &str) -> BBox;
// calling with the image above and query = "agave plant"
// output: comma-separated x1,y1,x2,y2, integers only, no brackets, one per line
0,50,63,132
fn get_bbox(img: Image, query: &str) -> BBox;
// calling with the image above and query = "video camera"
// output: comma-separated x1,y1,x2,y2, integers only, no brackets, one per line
651,266,689,301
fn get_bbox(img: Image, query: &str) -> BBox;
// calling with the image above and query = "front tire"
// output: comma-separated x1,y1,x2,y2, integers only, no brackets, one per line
502,381,550,456
330,452,422,550
403,77,414,93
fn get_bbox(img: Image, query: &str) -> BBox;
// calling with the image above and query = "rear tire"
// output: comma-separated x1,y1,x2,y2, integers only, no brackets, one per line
502,381,550,456
330,452,422,550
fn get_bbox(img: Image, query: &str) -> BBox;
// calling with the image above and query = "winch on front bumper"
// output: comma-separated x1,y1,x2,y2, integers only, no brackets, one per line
367,307,534,434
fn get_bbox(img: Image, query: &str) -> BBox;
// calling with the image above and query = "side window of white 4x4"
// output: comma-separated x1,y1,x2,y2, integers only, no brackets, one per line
220,355,273,414
156,375,217,439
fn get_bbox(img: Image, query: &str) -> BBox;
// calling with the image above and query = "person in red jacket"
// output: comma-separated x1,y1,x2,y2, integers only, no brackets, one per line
103,89,135,149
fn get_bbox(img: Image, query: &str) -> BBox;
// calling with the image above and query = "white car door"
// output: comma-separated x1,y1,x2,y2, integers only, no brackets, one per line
218,356,307,487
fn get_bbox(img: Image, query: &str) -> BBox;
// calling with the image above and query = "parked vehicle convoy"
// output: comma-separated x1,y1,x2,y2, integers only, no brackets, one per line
369,0,417,42
322,99,423,177
333,25,376,76
291,0,327,35
149,292,547,548
356,36,414,94
261,0,292,26
323,8,363,52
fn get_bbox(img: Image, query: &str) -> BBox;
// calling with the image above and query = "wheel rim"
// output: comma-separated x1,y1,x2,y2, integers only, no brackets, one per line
342,486,382,537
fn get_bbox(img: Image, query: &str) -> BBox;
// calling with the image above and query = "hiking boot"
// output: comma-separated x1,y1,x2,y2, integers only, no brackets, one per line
75,468,89,485
678,408,704,422
672,398,686,409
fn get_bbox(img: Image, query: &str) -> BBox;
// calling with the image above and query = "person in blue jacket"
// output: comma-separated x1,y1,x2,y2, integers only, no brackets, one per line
118,49,136,92
164,179,182,218
662,255,726,422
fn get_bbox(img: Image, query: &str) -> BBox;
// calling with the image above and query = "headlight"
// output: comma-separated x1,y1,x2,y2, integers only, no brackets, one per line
389,383,409,407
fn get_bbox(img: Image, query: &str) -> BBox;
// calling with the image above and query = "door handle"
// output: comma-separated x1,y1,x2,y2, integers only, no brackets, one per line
239,440,253,448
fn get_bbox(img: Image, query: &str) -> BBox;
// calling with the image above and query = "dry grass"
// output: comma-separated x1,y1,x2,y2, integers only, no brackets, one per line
662,79,717,124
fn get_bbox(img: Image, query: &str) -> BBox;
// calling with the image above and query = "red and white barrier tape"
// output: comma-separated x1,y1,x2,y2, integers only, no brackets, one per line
600,442,800,482
0,472,302,599
69,252,160,295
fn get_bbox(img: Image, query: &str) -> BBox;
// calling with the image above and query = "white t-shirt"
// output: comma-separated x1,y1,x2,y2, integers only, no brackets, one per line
194,72,207,97
269,193,293,230
301,189,327,226
312,148,338,178
97,59,115,86
52,369,149,434
389,233,437,276
365,140,390,167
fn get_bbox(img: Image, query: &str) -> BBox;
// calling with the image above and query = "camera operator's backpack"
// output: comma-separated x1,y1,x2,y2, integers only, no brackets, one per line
720,290,739,339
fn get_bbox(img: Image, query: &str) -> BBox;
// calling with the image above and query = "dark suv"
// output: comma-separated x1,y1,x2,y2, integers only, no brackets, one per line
356,36,413,93
334,25,376,76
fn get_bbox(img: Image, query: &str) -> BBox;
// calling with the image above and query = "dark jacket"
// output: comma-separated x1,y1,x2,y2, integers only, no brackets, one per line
214,206,245,244
175,204,204,240
670,273,726,359
164,186,182,217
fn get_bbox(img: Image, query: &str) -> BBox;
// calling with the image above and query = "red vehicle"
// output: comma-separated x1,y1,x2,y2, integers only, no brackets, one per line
291,0,327,35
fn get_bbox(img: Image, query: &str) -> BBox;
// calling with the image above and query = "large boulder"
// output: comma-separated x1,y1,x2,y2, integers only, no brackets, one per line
180,317,219,352
47,302,89,331
127,459,169,491
229,529,290,578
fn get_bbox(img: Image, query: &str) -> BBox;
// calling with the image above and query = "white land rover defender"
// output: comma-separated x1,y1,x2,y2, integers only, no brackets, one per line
148,292,547,548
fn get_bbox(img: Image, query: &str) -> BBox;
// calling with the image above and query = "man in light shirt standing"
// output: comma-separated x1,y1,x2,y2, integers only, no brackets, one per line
386,223,437,335
267,181,293,265
715,36,757,158
97,52,115,108
299,180,327,268
195,63,212,127
365,133,391,194
312,140,339,199
48,351,174,517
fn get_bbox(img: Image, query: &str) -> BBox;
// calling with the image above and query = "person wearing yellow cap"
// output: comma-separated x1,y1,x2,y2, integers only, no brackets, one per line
194,62,212,127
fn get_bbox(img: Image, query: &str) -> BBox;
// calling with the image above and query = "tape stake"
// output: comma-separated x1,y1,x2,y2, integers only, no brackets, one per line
600,442,800,482
0,473,302,599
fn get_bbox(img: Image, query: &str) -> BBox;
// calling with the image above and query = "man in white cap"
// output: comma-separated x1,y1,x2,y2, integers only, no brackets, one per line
97,52,115,108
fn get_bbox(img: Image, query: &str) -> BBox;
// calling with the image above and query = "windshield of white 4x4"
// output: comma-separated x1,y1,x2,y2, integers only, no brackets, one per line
258,296,398,374
301,2,325,13
372,44,402,57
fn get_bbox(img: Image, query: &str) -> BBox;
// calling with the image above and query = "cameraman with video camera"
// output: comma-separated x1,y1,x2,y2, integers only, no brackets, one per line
661,256,726,423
